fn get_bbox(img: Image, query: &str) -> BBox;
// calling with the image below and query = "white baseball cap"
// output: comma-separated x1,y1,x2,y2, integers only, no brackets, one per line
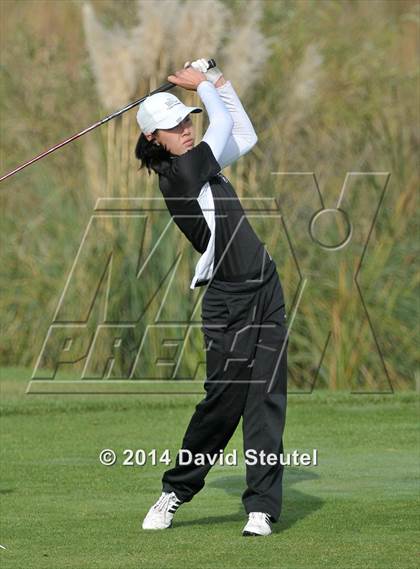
136,92,202,134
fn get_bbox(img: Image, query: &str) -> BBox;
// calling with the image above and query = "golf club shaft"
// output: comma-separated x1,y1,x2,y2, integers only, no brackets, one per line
0,59,216,184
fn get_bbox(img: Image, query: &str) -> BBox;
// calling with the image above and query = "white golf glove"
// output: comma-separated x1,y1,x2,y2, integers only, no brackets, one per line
184,58,223,85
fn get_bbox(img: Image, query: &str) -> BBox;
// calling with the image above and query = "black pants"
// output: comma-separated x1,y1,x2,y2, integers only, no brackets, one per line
162,260,288,522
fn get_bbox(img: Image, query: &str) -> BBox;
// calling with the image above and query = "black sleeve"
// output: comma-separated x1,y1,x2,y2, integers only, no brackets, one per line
166,140,221,197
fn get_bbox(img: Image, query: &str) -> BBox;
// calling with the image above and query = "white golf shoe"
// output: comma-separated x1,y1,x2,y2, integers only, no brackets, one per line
242,512,273,536
142,491,183,530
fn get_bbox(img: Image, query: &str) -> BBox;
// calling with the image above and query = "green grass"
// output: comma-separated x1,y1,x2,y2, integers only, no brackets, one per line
0,368,419,568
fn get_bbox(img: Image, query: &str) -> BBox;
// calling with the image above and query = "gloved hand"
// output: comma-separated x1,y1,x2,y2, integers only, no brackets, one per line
183,58,223,85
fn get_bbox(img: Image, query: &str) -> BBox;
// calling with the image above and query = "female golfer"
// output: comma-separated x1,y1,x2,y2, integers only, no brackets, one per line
135,59,288,537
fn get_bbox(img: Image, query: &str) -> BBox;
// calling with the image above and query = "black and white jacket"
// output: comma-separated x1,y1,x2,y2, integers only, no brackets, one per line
154,80,271,289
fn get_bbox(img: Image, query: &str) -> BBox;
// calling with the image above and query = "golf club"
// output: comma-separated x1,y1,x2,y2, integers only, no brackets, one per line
0,58,217,184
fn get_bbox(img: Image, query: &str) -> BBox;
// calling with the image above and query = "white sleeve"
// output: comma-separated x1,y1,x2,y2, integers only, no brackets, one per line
196,81,233,163
214,80,258,170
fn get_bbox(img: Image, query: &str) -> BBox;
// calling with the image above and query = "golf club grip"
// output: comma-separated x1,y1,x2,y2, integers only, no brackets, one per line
152,59,217,95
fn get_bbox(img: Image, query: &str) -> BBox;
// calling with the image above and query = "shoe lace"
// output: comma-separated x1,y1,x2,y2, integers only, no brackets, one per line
249,512,271,525
154,492,181,513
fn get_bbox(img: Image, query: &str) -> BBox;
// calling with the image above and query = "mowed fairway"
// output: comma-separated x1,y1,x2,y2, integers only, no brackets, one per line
0,369,419,569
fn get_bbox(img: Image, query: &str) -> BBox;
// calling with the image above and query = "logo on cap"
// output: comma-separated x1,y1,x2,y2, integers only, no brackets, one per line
164,98,181,110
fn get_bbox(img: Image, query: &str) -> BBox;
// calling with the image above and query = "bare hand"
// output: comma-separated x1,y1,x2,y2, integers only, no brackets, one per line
167,67,207,91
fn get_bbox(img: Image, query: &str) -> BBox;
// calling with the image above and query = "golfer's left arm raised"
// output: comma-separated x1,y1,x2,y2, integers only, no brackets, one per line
213,80,258,169
186,58,258,170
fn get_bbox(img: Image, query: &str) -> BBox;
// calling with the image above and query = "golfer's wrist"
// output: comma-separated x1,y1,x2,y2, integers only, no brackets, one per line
197,79,208,89
197,80,216,94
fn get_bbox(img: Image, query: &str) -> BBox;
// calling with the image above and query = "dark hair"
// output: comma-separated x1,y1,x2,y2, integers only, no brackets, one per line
134,132,172,175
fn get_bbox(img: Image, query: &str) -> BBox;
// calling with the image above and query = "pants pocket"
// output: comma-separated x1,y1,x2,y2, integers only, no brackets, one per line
201,290,230,354
224,292,259,360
